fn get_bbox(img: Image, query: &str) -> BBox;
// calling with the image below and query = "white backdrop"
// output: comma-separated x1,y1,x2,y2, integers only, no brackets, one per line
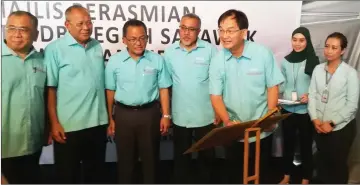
0,1,302,164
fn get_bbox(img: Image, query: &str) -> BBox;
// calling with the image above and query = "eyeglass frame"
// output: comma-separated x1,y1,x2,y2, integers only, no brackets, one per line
124,35,149,44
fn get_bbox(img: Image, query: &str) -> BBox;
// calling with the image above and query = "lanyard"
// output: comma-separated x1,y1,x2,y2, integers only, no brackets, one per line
325,62,341,88
292,63,301,90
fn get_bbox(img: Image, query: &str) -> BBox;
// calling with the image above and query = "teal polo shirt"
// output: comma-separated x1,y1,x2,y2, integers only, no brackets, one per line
1,41,46,158
45,32,108,132
280,59,310,114
105,49,172,105
209,40,285,142
164,39,218,128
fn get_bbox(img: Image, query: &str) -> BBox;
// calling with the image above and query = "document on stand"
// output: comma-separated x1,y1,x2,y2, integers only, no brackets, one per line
278,99,302,105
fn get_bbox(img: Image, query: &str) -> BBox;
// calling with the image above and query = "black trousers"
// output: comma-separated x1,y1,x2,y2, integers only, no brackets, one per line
53,125,107,184
315,119,356,184
226,134,273,184
281,109,314,180
172,124,216,183
114,102,161,184
1,150,42,184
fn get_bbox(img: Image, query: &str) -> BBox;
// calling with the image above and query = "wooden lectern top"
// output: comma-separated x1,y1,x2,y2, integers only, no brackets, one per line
184,109,291,154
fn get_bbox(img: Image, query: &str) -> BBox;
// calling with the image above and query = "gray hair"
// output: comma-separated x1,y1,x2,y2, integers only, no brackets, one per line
8,11,38,29
65,4,88,21
181,13,201,28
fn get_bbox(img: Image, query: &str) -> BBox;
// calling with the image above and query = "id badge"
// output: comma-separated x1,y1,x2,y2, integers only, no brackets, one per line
291,91,298,101
321,88,329,103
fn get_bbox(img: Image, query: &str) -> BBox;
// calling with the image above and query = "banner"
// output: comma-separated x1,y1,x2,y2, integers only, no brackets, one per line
1,1,302,163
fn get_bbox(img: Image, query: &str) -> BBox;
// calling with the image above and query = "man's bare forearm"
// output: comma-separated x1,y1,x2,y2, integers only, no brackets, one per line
159,88,170,115
106,90,115,121
267,85,279,111
47,87,60,126
210,95,230,122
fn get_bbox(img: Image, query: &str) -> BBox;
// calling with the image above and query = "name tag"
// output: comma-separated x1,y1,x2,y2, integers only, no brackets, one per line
144,66,156,74
246,68,263,75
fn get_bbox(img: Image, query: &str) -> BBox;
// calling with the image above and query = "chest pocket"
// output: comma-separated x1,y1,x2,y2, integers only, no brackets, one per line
59,56,81,78
193,58,210,80
246,68,265,87
143,67,158,86
114,68,134,90
31,66,47,88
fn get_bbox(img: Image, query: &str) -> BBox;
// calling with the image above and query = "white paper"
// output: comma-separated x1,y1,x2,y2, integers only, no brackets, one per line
278,99,302,105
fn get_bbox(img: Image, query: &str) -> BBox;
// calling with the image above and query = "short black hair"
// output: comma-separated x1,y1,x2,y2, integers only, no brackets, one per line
8,11,38,29
218,9,249,29
123,19,147,37
326,32,348,50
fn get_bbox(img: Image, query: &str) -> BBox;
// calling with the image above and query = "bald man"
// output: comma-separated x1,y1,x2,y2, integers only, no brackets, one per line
45,5,108,183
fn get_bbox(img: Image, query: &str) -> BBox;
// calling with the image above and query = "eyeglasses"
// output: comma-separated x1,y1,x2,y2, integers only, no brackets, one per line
68,21,93,28
217,29,242,35
5,26,31,34
179,25,199,33
125,36,148,44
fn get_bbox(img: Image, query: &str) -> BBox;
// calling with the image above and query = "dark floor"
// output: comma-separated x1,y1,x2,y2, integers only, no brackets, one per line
40,157,321,184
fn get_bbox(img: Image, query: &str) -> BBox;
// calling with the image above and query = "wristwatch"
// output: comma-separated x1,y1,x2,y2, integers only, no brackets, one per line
329,121,335,128
163,114,172,119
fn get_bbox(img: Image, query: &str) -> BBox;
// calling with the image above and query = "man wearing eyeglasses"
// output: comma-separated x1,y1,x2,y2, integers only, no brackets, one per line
209,9,284,183
105,19,172,184
1,11,45,184
163,14,218,183
44,5,108,183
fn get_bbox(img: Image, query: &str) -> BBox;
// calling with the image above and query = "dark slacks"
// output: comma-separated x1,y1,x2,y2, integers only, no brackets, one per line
114,102,161,184
226,134,273,184
53,125,107,184
172,124,216,183
1,150,42,184
281,109,314,180
315,119,356,184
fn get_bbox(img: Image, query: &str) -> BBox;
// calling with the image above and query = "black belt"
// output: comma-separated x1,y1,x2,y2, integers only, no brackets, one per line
116,101,158,110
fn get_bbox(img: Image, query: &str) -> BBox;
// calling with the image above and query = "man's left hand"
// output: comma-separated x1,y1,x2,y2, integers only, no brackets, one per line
160,117,171,135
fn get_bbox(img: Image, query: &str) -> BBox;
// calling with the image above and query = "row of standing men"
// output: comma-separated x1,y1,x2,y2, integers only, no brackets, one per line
2,4,359,184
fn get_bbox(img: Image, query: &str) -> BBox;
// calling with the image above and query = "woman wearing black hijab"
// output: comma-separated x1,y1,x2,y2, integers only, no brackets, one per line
279,27,320,184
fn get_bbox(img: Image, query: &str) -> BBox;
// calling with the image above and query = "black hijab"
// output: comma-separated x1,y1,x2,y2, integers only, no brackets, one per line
285,27,320,76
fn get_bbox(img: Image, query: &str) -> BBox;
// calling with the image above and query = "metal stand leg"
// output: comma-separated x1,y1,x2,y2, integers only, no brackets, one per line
243,127,261,184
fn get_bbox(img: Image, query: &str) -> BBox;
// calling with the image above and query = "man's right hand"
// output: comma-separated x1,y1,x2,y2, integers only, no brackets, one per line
107,119,115,137
224,120,240,126
51,123,66,144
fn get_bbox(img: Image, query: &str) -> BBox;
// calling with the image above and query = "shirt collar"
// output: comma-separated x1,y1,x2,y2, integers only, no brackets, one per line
2,40,37,58
225,39,252,61
64,31,94,47
121,49,149,62
175,38,205,50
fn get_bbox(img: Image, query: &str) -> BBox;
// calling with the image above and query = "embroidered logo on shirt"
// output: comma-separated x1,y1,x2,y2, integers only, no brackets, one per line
246,68,263,75
32,67,46,73
144,66,157,74
194,57,209,66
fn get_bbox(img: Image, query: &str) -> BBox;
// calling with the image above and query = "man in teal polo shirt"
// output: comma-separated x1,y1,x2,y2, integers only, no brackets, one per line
45,5,108,183
105,19,172,184
209,9,284,183
1,11,45,184
163,13,218,183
